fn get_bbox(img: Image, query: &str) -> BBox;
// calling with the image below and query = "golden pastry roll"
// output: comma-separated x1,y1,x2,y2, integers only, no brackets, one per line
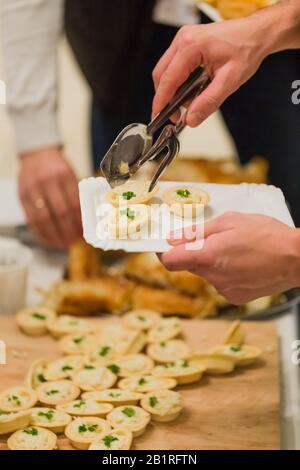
68,239,103,281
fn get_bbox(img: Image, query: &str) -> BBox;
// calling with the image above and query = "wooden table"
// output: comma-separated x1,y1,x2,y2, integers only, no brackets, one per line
0,317,280,450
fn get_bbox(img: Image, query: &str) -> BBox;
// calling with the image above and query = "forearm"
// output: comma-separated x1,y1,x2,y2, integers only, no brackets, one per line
1,0,64,154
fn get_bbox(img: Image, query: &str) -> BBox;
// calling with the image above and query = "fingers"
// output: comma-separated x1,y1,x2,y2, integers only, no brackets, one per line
168,215,232,246
60,172,82,235
161,240,211,272
152,43,178,92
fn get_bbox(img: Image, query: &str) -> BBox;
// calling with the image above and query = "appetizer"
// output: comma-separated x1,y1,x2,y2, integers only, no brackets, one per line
37,380,80,406
162,185,209,218
59,332,95,355
25,358,49,390
94,326,146,356
106,180,158,207
29,407,71,434
57,399,113,417
153,359,206,385
47,315,94,339
118,375,177,393
147,340,190,363
210,344,262,366
189,353,235,375
82,389,143,407
114,354,154,377
16,307,56,336
107,405,150,437
89,342,121,364
141,390,183,422
73,366,117,392
44,355,84,381
103,204,151,239
65,417,110,450
148,317,182,343
0,410,31,436
0,386,37,412
123,309,161,331
7,426,57,450
89,429,132,450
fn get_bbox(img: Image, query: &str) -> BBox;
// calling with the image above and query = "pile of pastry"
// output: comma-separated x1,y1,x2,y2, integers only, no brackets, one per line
0,309,262,450
199,0,278,19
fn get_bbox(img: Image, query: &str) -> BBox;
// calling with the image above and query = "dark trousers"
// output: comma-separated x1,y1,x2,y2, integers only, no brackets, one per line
91,22,300,225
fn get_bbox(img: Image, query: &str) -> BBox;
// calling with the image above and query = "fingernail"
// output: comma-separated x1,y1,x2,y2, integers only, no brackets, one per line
168,226,198,245
188,112,204,127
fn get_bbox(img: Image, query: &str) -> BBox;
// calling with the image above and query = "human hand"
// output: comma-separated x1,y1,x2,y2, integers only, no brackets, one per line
19,147,82,250
160,212,300,304
152,15,272,127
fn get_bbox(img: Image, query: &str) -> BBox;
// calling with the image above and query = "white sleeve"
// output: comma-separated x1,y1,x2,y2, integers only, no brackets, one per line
1,0,64,154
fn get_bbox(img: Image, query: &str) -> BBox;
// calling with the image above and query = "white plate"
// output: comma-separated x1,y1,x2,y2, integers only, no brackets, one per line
79,177,294,253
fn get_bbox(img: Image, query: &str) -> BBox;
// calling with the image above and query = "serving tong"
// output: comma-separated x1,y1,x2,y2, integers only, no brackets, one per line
101,66,210,192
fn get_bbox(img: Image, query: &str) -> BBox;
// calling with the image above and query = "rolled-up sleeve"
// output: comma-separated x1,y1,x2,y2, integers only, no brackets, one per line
1,0,64,154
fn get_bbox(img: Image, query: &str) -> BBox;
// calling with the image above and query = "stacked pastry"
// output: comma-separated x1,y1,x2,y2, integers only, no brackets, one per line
0,312,262,450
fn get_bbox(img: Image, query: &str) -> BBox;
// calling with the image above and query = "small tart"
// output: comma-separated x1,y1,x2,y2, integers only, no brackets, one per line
82,389,144,407
147,340,190,363
47,315,93,339
7,426,57,450
223,320,246,345
37,380,80,406
25,358,49,390
210,344,262,366
0,410,31,436
107,180,158,207
95,325,144,356
16,307,57,336
59,333,95,355
0,386,37,412
65,417,111,450
189,353,235,375
152,359,206,384
57,399,113,417
114,354,154,378
89,429,132,450
44,355,84,381
148,317,182,343
118,375,177,393
107,405,150,437
29,407,71,434
141,390,183,422
73,366,117,392
103,204,152,239
163,185,210,218
89,342,121,364
123,309,161,331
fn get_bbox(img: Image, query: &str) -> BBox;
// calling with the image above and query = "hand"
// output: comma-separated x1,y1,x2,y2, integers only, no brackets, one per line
19,147,82,250
160,212,300,304
152,16,272,127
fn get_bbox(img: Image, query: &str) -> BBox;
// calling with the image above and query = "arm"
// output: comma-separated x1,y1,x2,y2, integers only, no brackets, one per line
152,0,300,127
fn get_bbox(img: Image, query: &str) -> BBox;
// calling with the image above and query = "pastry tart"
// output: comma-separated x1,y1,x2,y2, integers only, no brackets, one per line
82,389,143,407
59,332,95,355
47,315,93,339
210,344,262,366
89,342,121,364
147,340,190,363
57,399,113,417
16,307,57,336
7,426,57,450
37,380,80,406
153,359,206,384
89,429,132,450
141,390,183,422
118,375,177,393
123,309,161,331
223,320,246,345
73,366,117,392
107,180,158,207
29,407,71,434
103,204,152,239
95,326,146,356
0,410,31,436
114,354,154,378
162,185,209,218
189,353,235,375
44,355,84,381
107,405,150,437
25,358,49,390
148,317,182,343
65,416,111,450
0,386,37,412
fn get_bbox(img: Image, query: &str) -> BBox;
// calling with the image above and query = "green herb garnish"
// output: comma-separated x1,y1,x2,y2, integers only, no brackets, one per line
149,396,158,408
120,208,136,221
176,189,191,198
38,410,54,421
99,346,111,357
160,342,166,348
102,435,119,448
23,427,38,436
107,364,120,374
32,312,46,320
73,336,84,345
8,395,21,406
122,407,135,418
122,191,136,201
181,360,189,368
62,365,73,372
230,345,242,353
46,389,59,396
78,424,98,433
138,315,146,322
138,378,147,386
109,392,121,398
37,373,46,383
74,400,86,409
84,364,95,370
